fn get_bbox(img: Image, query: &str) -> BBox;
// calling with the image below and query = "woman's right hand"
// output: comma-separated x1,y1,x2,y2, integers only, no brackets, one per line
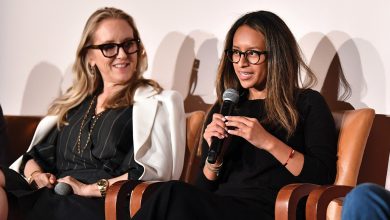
31,172,56,189
203,113,227,147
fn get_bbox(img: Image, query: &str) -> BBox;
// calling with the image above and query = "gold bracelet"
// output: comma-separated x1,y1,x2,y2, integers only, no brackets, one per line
205,156,223,168
205,160,223,176
26,170,42,184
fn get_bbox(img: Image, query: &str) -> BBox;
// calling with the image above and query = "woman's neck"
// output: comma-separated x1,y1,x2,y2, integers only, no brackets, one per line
95,84,125,114
248,88,267,100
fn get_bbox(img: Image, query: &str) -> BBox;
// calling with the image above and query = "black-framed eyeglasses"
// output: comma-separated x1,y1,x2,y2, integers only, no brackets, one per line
86,39,140,58
225,49,268,64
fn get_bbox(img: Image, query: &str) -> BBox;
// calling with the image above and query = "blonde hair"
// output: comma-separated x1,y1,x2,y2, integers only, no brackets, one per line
48,7,161,127
216,11,317,138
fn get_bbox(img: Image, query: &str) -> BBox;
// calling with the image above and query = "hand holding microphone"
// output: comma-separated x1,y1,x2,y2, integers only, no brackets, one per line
54,182,73,196
207,88,239,164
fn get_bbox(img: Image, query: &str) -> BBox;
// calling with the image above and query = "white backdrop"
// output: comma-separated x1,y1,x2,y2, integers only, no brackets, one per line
1,0,390,185
0,0,389,115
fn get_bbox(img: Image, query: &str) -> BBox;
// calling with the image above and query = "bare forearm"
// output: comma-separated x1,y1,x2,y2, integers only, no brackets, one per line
265,135,304,176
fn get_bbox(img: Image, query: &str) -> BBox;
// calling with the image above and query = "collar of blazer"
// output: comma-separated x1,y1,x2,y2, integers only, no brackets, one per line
132,85,160,155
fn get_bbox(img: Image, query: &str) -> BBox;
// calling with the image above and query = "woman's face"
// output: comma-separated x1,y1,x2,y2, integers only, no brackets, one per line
232,25,267,93
88,18,138,87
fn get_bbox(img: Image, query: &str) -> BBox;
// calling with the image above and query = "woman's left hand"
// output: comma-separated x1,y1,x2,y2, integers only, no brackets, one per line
225,115,274,151
57,176,89,196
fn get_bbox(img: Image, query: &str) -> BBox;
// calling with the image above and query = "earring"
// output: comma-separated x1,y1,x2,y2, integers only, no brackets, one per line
88,64,96,76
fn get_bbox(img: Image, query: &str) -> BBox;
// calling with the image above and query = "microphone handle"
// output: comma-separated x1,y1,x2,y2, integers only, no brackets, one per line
207,100,235,164
207,137,222,164
207,152,217,164
220,100,235,116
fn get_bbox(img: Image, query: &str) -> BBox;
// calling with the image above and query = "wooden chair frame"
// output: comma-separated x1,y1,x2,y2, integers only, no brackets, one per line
105,110,205,220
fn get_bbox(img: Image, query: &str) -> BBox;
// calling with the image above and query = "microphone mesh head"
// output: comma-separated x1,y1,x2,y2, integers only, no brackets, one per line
222,88,239,104
54,182,73,195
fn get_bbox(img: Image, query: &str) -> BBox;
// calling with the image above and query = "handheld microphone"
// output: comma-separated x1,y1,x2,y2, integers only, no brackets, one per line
54,182,73,196
207,88,239,164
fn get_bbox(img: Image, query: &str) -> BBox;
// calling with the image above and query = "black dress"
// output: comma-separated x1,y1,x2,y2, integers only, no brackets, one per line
132,89,337,220
1,95,141,220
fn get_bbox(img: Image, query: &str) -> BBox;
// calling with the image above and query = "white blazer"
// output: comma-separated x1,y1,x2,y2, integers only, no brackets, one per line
10,86,186,181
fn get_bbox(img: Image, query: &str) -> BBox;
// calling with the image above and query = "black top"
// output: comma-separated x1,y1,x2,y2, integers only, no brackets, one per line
21,96,143,183
196,89,337,207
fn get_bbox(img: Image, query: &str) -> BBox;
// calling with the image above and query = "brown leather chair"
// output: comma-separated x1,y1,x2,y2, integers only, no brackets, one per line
3,115,42,166
179,111,206,184
3,115,42,220
275,108,375,220
105,110,206,220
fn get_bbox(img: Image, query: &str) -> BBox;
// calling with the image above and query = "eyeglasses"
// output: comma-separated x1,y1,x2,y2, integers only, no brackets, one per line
225,49,268,64
86,39,140,58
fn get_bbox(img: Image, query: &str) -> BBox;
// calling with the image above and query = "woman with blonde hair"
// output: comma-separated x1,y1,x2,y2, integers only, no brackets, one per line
0,7,185,220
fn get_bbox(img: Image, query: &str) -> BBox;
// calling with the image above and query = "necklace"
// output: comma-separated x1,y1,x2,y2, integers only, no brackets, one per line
76,96,105,154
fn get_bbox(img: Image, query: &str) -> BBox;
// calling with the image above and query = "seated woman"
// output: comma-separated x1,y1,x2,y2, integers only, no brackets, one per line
0,7,185,220
130,10,337,220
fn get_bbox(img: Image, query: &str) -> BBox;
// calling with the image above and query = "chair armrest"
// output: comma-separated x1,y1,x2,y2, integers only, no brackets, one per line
129,181,162,218
105,180,163,220
105,180,143,220
305,185,353,220
275,183,320,220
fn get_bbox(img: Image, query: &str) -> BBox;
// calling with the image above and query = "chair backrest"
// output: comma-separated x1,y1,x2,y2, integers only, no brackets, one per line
4,115,42,166
327,108,375,219
332,108,375,186
179,111,205,183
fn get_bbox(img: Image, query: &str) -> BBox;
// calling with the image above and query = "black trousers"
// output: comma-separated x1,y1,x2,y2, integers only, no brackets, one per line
132,180,273,220
1,166,105,220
